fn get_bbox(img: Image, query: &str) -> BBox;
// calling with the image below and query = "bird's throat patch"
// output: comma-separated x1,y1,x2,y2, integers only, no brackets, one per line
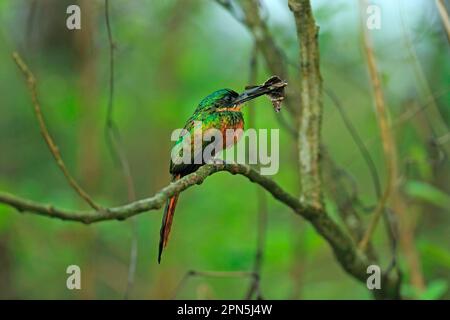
215,105,242,112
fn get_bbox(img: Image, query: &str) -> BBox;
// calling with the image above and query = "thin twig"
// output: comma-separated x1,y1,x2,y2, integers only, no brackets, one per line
324,88,398,265
245,45,267,300
12,52,100,210
399,0,449,157
435,0,450,41
245,188,267,300
222,0,297,116
392,2,434,291
124,218,138,299
358,0,398,251
219,1,298,136
25,0,37,50
104,0,138,300
322,151,378,262
105,0,115,132
324,87,381,200
394,89,450,126
340,88,450,171
215,0,245,23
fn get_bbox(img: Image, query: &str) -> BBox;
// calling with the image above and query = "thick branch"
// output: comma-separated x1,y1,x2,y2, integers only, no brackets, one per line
0,162,399,297
8,1,402,299
288,0,324,211
0,164,310,223
227,0,400,298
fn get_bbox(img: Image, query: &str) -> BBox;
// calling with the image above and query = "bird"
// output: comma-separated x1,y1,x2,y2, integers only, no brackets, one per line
158,76,287,263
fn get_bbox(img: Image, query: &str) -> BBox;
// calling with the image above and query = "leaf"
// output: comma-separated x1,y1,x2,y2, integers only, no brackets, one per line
419,280,448,300
0,205,13,232
419,241,450,269
404,180,450,209
402,279,448,300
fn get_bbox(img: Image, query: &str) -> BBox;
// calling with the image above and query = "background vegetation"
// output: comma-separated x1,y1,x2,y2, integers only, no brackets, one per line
0,0,448,299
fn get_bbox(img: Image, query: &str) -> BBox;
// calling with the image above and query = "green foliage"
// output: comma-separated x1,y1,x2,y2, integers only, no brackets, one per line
405,180,450,209
403,280,448,300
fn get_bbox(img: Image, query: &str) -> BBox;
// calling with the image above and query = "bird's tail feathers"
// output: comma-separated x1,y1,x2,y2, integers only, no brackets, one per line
158,174,180,263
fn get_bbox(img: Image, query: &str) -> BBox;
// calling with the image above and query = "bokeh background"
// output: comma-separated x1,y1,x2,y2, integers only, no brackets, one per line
0,0,449,299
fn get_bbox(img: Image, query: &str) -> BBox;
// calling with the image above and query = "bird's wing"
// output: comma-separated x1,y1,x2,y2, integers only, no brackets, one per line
169,113,213,175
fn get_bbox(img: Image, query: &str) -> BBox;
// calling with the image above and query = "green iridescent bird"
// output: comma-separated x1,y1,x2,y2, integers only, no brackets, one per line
158,76,287,263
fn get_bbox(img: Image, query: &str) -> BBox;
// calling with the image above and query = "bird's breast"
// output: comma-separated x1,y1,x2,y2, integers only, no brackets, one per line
216,111,244,149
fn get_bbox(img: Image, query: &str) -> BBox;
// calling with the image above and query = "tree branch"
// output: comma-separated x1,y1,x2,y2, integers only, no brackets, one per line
12,52,100,210
246,46,266,300
435,0,450,41
0,164,308,223
288,0,324,211
7,1,403,299
237,0,298,117
0,161,400,298
222,0,400,298
358,0,398,251
103,0,138,300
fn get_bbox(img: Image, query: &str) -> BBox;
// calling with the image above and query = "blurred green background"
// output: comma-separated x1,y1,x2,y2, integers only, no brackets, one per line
0,0,448,299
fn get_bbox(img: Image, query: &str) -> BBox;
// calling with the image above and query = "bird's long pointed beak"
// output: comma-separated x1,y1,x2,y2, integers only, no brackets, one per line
233,86,270,105
232,76,288,106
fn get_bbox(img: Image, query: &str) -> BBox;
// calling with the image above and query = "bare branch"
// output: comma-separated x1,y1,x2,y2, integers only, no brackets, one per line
223,0,400,298
0,164,305,223
324,88,382,200
357,0,398,251
104,0,138,300
435,0,450,41
12,52,100,210
288,0,324,211
0,162,400,298
245,188,267,300
7,0,404,300
231,0,299,136
399,1,449,155
231,0,298,116
246,47,266,300
324,89,399,264
104,0,136,203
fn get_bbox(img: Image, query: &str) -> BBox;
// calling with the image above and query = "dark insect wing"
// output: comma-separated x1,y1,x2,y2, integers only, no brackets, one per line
266,88,285,112
242,76,287,112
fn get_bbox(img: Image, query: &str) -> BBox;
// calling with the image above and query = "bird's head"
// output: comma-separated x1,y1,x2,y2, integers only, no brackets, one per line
196,77,287,112
197,89,240,111
196,86,274,112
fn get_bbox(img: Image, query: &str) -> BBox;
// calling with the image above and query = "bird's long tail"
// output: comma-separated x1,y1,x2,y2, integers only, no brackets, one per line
158,174,180,263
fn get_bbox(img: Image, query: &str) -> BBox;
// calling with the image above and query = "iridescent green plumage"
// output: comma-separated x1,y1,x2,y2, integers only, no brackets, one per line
158,77,288,263
170,89,244,176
